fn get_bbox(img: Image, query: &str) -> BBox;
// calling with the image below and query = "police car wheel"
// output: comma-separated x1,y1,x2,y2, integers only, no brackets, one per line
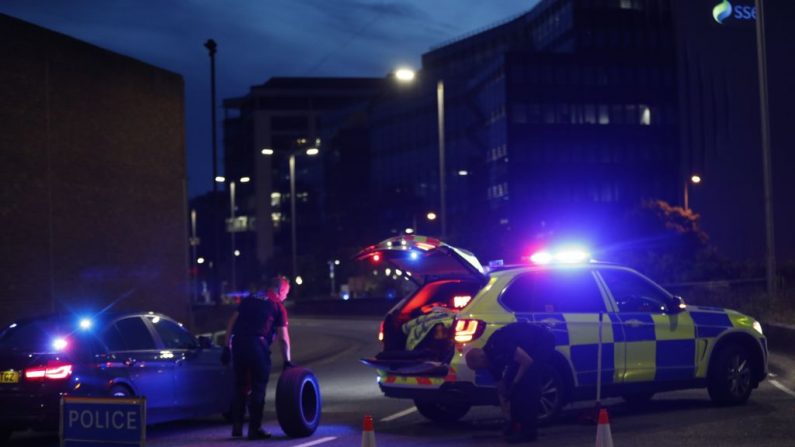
109,384,133,397
538,365,566,425
414,400,470,423
276,367,321,437
708,344,753,405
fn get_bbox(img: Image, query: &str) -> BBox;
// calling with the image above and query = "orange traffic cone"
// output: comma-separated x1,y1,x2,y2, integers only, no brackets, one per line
595,408,614,447
361,415,377,447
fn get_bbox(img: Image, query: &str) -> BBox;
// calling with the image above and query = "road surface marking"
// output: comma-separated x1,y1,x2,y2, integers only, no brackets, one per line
381,406,418,422
770,379,795,398
291,436,337,447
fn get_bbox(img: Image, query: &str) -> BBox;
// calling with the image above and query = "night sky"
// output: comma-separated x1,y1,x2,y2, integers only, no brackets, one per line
1,0,538,197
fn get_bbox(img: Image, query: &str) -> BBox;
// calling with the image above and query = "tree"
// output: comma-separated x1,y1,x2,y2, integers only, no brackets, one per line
609,200,715,283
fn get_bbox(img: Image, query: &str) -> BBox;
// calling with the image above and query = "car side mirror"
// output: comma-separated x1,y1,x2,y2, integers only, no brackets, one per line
197,335,213,349
667,295,686,314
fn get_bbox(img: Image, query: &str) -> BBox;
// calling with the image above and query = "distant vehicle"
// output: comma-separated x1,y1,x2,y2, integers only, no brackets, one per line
360,236,768,423
0,311,232,442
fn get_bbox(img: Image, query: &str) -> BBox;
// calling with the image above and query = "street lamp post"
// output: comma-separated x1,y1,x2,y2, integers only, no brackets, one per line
216,176,249,293
289,153,297,282
436,80,447,240
394,68,447,239
262,146,319,283
755,0,777,298
189,209,199,303
229,180,236,292
683,174,701,212
204,38,220,302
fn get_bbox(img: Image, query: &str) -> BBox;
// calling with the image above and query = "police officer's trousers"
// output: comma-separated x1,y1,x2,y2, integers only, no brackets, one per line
231,335,272,431
511,366,541,437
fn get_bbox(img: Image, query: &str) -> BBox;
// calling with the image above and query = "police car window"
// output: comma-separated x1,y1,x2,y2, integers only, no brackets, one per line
500,270,605,313
112,317,156,350
600,269,670,313
147,317,198,349
101,325,126,351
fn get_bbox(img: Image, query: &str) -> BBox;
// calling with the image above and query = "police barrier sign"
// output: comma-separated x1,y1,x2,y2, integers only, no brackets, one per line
60,396,146,447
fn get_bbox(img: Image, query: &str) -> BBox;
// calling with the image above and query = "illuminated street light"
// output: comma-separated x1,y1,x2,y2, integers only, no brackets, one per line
234,250,240,257
457,170,469,176
295,276,303,286
197,257,206,264
394,67,416,82
684,174,703,211
258,144,319,282
240,177,251,183
405,228,415,234
426,212,437,221
393,66,447,238
214,176,225,183
334,259,340,265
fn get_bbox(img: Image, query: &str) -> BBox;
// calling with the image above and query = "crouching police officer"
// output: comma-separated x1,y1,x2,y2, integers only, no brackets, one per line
223,276,292,439
466,323,555,444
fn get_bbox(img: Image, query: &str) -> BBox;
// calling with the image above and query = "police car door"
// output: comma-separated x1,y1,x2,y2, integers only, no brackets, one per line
100,317,175,422
596,268,696,383
504,268,616,388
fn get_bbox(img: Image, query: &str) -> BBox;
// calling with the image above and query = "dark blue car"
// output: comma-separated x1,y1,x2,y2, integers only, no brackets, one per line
0,311,233,442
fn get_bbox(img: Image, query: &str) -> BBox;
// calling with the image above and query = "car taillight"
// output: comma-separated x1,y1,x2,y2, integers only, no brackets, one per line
378,321,384,343
453,319,486,343
24,361,73,380
453,295,472,309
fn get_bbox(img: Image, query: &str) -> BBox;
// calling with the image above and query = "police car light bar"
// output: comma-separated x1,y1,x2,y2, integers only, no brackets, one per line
529,248,591,265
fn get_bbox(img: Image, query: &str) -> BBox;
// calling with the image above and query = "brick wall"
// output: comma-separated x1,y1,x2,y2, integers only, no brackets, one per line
0,14,190,325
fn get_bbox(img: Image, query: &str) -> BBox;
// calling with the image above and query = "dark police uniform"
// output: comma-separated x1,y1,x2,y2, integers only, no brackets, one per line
483,323,555,441
230,293,288,435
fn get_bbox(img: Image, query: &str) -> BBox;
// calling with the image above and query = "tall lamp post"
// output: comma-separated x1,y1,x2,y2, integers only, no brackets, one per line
215,176,250,292
683,174,701,212
204,38,220,301
261,146,319,283
755,0,777,298
394,68,447,239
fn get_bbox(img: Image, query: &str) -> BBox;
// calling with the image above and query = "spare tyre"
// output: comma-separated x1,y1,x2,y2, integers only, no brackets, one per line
276,367,322,437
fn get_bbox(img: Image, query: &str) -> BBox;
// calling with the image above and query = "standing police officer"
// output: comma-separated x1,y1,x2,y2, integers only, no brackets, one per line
223,276,292,439
466,323,555,444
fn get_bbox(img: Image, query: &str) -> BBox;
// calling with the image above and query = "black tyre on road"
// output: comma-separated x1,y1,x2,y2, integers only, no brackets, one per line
276,367,322,437
708,343,754,405
414,400,471,423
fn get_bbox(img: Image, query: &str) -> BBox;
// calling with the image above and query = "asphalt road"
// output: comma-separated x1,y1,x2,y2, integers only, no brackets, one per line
9,317,795,446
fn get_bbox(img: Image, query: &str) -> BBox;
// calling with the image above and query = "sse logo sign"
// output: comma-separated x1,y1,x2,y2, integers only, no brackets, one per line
713,0,757,24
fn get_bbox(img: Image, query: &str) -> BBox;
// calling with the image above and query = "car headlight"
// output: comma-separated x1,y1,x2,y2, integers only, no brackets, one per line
752,321,764,335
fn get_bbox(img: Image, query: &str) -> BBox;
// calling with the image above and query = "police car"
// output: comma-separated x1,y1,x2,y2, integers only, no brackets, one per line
359,236,768,423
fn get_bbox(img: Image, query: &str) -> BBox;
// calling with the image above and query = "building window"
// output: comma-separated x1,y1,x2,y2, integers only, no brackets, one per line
512,104,527,123
640,105,651,125
584,104,596,124
598,105,610,125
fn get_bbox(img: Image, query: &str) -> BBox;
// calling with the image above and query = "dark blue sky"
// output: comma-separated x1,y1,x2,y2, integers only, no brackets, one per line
1,1,538,197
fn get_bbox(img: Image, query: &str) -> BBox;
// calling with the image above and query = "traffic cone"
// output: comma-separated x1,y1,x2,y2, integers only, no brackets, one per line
595,408,614,447
361,415,377,447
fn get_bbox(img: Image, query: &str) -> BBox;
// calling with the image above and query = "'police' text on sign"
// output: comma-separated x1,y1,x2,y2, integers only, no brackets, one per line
61,396,146,447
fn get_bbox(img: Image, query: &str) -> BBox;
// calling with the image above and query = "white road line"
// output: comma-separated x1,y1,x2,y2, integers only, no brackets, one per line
380,406,418,422
290,436,337,447
770,379,795,399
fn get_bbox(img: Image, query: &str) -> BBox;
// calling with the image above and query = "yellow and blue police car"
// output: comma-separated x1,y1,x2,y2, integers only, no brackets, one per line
359,236,768,423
